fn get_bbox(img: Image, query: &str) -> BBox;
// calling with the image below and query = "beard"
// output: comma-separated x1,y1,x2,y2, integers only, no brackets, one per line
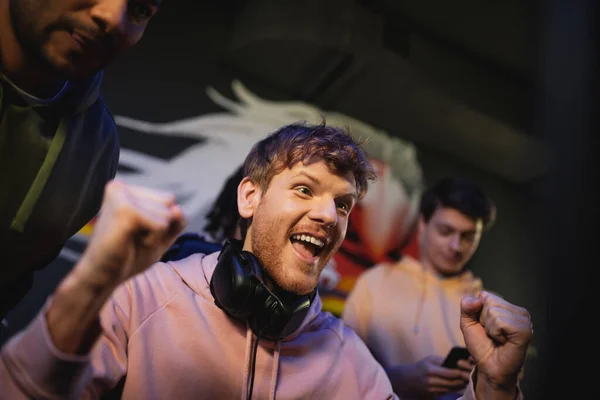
8,0,58,73
250,203,332,296
7,0,108,80
250,203,298,294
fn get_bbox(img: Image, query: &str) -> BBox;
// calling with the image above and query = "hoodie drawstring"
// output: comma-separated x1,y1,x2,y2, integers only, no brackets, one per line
241,324,281,400
241,326,253,400
10,116,68,232
269,341,281,400
413,267,428,335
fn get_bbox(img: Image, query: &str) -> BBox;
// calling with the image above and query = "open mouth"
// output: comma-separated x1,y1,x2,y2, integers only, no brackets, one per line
290,233,326,262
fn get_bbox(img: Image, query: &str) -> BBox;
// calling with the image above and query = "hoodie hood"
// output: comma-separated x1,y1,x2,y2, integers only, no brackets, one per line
170,251,325,342
0,68,102,113
62,72,103,113
0,70,106,233
397,255,483,295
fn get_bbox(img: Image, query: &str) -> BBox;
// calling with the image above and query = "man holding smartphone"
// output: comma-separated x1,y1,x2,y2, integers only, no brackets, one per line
343,177,496,399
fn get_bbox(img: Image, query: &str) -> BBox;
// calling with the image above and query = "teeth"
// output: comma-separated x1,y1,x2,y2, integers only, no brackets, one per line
292,234,324,248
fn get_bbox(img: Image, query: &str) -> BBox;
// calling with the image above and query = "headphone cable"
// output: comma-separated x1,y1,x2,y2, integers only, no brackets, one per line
246,330,263,400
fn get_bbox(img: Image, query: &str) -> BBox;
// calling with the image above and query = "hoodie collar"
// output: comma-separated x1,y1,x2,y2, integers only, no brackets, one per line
169,251,324,343
397,255,483,292
0,68,101,114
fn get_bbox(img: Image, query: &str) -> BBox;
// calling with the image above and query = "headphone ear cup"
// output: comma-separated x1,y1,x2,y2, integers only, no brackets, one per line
241,251,314,339
279,295,312,338
239,250,278,330
210,240,315,340
252,290,285,336
210,241,257,319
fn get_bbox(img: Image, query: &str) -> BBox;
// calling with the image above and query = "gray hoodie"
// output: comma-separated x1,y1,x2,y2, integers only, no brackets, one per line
0,71,119,318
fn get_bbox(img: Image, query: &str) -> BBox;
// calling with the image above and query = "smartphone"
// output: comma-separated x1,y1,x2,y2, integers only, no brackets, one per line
442,346,470,369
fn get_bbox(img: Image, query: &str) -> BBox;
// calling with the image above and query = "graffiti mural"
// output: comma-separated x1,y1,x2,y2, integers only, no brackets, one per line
62,80,424,315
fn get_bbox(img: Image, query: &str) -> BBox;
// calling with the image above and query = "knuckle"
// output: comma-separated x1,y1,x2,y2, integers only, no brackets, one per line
485,304,499,318
115,203,137,225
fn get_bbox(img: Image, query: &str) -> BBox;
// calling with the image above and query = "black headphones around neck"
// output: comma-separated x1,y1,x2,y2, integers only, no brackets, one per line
209,239,315,341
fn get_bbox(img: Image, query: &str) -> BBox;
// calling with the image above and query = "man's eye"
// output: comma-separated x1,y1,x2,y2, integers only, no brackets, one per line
336,201,349,211
297,187,311,196
463,233,476,242
130,3,154,21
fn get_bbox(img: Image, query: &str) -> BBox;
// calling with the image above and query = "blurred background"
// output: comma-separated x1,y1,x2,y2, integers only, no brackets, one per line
2,0,597,398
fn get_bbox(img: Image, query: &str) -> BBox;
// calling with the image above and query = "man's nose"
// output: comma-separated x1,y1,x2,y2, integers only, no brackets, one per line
449,234,462,251
309,198,338,228
90,0,128,36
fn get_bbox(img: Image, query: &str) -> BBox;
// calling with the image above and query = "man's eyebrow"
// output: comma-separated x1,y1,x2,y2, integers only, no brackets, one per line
292,171,321,185
293,171,358,199
338,190,358,201
437,223,476,234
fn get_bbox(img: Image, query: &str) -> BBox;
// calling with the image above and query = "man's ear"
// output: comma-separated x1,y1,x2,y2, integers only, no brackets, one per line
238,177,261,219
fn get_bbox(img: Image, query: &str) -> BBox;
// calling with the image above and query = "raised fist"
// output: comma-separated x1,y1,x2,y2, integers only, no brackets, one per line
76,180,187,289
460,291,533,391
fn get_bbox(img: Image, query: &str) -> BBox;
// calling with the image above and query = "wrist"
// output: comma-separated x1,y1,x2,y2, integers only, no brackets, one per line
46,258,119,354
71,254,123,293
474,368,519,400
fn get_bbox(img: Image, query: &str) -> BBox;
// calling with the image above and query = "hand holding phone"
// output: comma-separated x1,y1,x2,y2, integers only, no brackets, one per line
442,346,471,369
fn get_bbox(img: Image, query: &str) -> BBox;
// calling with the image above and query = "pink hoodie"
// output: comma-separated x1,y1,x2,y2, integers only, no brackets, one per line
0,252,483,399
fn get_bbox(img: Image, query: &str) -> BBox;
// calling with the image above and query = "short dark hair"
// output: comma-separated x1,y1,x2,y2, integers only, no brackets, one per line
243,120,376,201
420,177,496,230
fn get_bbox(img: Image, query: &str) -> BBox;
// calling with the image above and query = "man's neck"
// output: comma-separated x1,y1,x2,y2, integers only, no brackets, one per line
0,0,66,97
262,270,312,305
419,256,466,279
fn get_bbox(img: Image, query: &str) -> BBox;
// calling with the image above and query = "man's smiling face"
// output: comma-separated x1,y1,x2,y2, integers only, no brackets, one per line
239,160,357,295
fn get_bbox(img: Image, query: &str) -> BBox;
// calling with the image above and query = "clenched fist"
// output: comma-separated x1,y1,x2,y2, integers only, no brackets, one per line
45,180,187,354
76,180,187,289
460,291,533,395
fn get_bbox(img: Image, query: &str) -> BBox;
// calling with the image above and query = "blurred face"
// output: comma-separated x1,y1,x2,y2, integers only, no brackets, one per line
9,0,160,79
238,160,357,295
419,207,482,276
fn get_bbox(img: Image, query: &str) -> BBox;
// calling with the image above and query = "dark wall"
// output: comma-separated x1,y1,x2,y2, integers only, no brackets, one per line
2,0,562,397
